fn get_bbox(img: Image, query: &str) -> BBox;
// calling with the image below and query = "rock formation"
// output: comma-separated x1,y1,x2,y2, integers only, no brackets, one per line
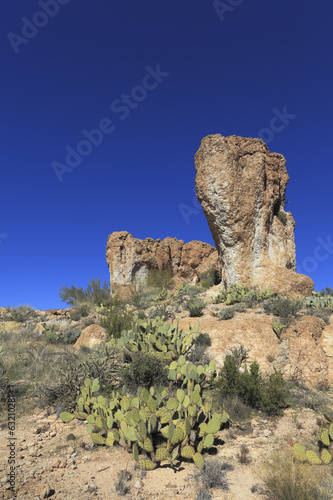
194,134,314,297
106,231,220,291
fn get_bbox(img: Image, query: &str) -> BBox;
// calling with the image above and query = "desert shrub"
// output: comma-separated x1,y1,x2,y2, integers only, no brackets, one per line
218,308,235,320
69,303,90,321
289,382,329,411
238,444,250,464
146,266,174,290
186,300,205,317
261,450,333,500
177,284,201,299
121,351,168,391
215,352,289,415
44,328,81,345
59,277,110,307
197,459,232,490
321,287,333,296
199,268,221,288
188,333,212,365
277,210,287,225
213,284,273,306
150,303,170,319
231,302,247,313
38,344,120,410
4,305,37,323
193,332,212,348
102,301,134,339
196,490,212,500
115,469,131,497
308,309,331,325
263,296,303,318
82,316,97,327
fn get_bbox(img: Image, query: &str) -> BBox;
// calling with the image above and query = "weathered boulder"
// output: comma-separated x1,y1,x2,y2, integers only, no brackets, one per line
74,324,107,349
106,231,219,291
178,312,330,389
194,134,314,297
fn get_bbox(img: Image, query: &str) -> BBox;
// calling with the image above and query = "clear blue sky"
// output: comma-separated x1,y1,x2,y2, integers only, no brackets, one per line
1,0,332,310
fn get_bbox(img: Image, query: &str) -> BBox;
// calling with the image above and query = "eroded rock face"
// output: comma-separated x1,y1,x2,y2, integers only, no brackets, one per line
194,134,314,296
106,231,219,291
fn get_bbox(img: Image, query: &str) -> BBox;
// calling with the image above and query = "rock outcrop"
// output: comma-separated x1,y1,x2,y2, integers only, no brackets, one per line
178,312,331,389
106,231,220,291
194,134,314,297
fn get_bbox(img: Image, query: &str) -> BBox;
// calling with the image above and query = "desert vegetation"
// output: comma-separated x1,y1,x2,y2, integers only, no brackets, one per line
1,275,333,498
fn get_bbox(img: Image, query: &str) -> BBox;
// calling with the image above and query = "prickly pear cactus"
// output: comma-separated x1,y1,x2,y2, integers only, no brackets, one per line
294,413,333,465
115,317,199,360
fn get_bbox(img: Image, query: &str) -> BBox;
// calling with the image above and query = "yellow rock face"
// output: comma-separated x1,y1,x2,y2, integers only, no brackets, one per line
0,321,22,334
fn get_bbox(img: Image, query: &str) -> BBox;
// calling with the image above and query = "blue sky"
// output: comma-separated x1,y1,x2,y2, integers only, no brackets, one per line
0,0,332,309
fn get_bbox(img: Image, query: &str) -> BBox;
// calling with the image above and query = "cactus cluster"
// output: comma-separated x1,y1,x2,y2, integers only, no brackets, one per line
60,376,229,470
114,317,199,360
304,292,333,309
294,414,333,465
213,284,273,305
168,355,217,391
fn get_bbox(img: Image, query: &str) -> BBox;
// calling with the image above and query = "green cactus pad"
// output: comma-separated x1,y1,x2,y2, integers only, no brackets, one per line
161,412,173,424
183,395,190,408
306,450,322,465
59,412,74,423
86,424,93,434
221,412,229,424
167,398,178,411
147,397,157,412
324,413,333,423
206,419,220,434
155,447,170,462
125,426,137,442
168,422,175,438
120,396,131,411
150,415,157,431
181,445,195,459
171,428,184,445
190,391,200,404
91,378,100,393
105,436,115,447
197,439,204,454
203,434,214,448
141,388,149,403
132,398,140,409
91,433,105,445
172,449,179,462
293,443,306,462
177,389,185,404
137,459,156,470
133,443,139,461
170,361,178,370
138,421,147,440
143,437,153,453
193,452,204,469
321,430,330,446
178,355,186,366
321,449,332,464
168,369,177,381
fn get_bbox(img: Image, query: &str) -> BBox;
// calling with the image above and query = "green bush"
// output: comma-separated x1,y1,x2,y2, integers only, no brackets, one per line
213,284,272,306
231,302,247,313
39,344,120,410
44,327,81,345
215,352,289,415
193,333,212,349
218,309,235,320
69,303,91,321
4,305,37,323
150,303,170,319
102,301,134,339
121,351,168,391
186,300,205,317
263,296,303,318
59,277,110,307
199,268,221,288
